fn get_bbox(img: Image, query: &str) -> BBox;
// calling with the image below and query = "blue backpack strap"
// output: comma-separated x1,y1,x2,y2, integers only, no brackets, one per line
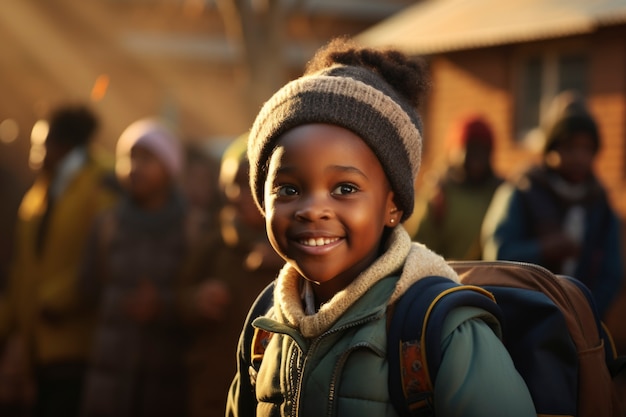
387,276,501,417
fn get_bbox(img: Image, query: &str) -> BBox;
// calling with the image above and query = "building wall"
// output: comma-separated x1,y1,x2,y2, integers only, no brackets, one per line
421,46,519,182
588,25,626,216
419,27,626,220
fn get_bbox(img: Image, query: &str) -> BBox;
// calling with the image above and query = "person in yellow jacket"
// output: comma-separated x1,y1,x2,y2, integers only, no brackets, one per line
0,104,119,417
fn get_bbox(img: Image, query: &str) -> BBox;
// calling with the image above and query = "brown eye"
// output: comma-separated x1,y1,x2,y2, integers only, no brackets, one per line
277,185,298,197
332,184,358,195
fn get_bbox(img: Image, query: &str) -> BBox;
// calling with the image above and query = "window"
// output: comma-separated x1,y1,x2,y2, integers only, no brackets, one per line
515,51,588,142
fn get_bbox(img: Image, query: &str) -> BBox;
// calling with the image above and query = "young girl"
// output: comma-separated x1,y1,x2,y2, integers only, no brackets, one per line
226,39,535,417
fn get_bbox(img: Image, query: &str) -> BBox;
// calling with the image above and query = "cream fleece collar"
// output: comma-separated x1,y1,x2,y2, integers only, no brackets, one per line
272,225,459,338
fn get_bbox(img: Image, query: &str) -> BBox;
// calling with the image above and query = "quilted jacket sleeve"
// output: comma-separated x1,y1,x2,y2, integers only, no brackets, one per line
434,306,536,417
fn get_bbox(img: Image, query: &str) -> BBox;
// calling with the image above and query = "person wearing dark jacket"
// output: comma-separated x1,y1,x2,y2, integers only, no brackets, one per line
482,91,623,318
79,118,225,417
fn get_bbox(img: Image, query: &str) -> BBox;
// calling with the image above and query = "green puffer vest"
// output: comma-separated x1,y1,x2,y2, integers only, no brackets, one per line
252,275,400,417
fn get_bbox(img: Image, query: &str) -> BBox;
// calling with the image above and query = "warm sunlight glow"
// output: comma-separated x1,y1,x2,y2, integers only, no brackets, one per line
30,119,49,146
91,74,110,102
29,119,49,170
0,119,19,144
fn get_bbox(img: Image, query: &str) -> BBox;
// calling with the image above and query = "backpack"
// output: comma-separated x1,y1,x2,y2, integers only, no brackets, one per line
388,260,626,417
242,261,625,417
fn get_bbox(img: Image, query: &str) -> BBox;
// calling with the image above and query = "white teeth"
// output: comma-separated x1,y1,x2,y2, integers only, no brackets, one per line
301,237,338,247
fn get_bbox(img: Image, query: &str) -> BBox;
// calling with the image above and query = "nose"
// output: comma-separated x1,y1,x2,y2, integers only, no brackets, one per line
294,191,332,221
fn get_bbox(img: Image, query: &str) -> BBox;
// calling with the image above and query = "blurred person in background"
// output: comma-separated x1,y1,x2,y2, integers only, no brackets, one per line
79,118,228,417
217,133,283,276
413,115,502,260
182,133,282,417
0,164,31,417
182,143,222,229
482,91,623,319
0,104,119,417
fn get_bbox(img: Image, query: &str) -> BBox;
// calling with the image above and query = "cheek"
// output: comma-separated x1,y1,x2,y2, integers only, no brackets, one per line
578,151,595,168
263,200,279,233
345,209,374,227
343,201,387,240
265,213,286,256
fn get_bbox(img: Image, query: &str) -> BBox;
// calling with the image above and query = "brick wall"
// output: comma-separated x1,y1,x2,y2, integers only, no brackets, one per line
419,28,626,220
588,26,626,216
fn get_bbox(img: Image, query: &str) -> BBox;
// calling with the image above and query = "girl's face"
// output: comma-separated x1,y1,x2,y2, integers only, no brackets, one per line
546,133,596,184
264,124,401,303
124,144,172,206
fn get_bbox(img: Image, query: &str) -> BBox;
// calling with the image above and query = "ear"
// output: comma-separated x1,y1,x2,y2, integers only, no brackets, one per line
384,192,403,227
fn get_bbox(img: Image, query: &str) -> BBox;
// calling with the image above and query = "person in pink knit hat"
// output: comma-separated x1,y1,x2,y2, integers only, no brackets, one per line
79,118,229,417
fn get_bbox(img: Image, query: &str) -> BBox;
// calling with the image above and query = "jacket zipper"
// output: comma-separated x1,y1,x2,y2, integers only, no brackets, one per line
289,345,303,417
292,313,384,417
327,341,384,417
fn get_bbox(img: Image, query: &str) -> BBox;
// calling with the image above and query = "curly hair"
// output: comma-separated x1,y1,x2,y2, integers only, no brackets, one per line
46,104,99,147
304,37,430,109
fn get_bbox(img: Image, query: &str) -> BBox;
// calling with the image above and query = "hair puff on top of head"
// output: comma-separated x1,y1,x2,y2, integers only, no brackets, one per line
46,104,99,147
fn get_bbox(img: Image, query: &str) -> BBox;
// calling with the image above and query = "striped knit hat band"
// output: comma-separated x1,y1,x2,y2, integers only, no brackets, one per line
248,65,423,221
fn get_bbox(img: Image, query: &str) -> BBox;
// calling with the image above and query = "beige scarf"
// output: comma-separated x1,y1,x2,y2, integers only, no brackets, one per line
272,226,459,338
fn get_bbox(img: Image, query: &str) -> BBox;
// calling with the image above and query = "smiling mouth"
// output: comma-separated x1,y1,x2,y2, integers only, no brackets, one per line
299,237,340,247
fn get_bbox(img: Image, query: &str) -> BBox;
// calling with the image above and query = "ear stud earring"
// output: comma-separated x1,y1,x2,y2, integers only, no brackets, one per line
390,218,395,224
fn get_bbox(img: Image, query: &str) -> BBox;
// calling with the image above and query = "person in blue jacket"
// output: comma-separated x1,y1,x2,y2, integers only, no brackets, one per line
226,37,535,417
482,91,623,318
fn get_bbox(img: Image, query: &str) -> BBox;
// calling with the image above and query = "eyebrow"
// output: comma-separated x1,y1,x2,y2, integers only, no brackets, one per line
275,164,369,179
327,164,368,179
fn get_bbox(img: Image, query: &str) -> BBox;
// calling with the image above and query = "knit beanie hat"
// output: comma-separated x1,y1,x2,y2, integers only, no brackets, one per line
544,112,600,155
247,64,423,221
458,116,494,149
542,91,600,154
116,118,183,177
